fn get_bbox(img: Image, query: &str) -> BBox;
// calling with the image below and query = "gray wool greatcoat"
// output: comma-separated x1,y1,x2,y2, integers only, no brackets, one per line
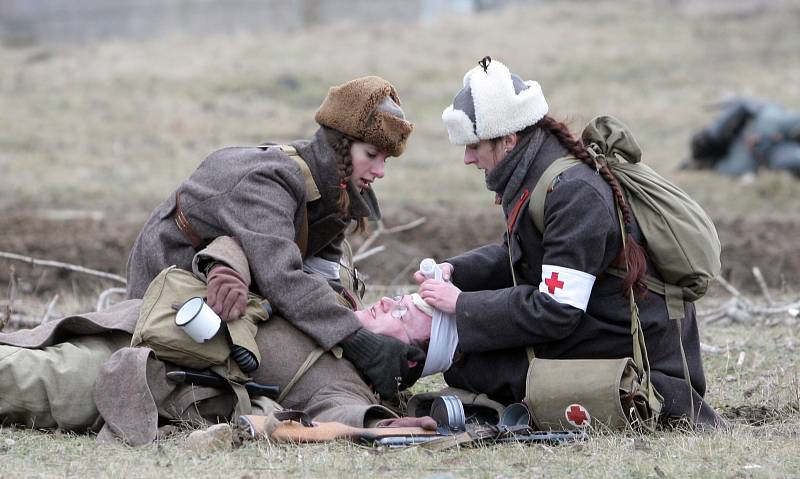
442,130,724,427
126,127,380,351
0,237,394,446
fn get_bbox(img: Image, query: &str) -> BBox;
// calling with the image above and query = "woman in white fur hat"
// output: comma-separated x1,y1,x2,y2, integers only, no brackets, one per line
415,57,724,427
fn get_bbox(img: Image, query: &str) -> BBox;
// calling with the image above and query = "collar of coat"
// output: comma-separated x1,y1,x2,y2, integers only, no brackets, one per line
488,129,569,219
292,127,382,221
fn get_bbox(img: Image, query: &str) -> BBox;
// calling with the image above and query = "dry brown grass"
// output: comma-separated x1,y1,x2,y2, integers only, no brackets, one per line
2,0,800,218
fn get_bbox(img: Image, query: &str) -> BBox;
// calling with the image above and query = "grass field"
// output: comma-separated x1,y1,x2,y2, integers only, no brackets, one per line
0,317,798,478
1,0,800,477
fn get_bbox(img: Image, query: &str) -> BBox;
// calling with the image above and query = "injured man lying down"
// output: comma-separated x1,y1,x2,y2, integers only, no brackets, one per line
0,236,454,446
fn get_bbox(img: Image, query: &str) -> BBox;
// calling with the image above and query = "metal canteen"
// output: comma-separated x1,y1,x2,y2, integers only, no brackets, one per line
430,395,466,433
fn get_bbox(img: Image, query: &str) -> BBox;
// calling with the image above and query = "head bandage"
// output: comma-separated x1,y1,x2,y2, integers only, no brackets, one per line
410,291,459,377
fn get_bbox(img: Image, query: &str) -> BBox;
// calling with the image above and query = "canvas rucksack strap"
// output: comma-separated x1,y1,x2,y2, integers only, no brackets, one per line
615,206,663,421
276,145,321,259
528,157,584,233
528,155,698,321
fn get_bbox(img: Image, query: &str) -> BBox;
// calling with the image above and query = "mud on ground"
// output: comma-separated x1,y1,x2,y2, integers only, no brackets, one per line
0,208,799,293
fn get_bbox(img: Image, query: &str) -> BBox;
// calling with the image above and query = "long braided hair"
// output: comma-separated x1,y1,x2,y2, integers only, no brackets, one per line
326,129,369,234
536,116,648,297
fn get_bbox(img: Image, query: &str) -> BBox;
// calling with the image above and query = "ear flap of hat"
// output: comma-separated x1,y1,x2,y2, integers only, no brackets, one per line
442,105,480,145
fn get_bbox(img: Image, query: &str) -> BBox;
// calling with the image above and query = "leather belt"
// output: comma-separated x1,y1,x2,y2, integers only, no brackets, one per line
174,191,205,250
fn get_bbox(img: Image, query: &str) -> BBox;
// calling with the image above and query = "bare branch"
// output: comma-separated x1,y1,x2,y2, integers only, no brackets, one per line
700,342,725,354
354,217,427,256
715,275,744,299
352,246,386,264
1,267,17,332
382,217,427,234
5,313,43,331
0,251,127,285
96,287,128,312
751,267,774,306
355,220,385,256
41,294,59,323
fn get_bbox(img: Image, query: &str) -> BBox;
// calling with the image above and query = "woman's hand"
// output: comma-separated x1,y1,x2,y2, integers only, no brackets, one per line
418,279,461,314
413,262,454,284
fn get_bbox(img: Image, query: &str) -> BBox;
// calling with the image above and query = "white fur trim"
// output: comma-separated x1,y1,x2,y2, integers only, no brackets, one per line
442,105,480,145
465,60,548,140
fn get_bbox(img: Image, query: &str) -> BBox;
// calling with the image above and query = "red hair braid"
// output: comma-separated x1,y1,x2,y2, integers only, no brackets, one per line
536,116,647,297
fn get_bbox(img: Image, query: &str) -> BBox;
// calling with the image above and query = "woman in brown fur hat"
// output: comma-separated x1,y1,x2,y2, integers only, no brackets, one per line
125,76,421,399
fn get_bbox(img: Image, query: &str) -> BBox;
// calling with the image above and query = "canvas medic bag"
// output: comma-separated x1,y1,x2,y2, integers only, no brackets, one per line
520,176,664,431
132,265,271,383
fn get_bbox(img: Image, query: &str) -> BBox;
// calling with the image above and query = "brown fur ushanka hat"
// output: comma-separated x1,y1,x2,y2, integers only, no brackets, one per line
315,76,414,157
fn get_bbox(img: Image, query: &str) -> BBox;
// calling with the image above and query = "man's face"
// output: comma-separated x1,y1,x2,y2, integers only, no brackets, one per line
354,295,432,348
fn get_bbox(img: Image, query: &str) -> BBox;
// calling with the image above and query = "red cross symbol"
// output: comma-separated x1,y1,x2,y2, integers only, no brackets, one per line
565,404,590,427
545,272,565,294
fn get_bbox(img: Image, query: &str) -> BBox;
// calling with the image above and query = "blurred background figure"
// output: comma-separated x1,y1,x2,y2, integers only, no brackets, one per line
685,97,800,179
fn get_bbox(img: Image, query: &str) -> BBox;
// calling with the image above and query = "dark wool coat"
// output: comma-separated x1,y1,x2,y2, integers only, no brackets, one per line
443,131,723,426
126,128,380,350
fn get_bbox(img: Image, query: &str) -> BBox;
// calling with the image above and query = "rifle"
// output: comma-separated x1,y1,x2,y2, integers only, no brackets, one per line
166,370,280,398
238,412,440,445
238,411,587,449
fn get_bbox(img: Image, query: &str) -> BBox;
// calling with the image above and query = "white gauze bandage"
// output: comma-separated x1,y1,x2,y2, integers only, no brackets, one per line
416,260,459,376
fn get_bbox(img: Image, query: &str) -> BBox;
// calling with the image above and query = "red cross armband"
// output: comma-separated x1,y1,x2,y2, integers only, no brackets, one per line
538,265,596,312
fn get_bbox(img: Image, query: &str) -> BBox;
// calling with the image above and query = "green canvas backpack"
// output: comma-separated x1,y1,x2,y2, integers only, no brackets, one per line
529,115,721,320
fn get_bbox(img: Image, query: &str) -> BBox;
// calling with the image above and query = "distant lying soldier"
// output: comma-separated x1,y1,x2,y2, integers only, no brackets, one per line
0,236,434,445
686,96,800,178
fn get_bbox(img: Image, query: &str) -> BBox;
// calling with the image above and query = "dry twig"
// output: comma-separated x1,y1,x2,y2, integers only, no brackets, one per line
1,267,17,332
353,217,427,258
96,287,128,312
698,272,800,326
751,267,774,306
41,294,59,323
352,246,386,264
0,251,127,285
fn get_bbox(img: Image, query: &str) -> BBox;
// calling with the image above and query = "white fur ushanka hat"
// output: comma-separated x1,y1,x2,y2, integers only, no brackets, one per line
442,58,549,145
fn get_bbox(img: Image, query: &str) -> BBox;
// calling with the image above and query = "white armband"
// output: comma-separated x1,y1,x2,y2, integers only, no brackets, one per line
539,264,596,312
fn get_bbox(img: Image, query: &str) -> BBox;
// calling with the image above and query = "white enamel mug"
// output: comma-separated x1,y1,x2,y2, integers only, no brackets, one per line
175,296,222,343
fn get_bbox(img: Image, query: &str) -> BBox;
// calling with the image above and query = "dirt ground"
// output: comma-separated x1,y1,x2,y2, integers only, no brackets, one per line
1,208,798,294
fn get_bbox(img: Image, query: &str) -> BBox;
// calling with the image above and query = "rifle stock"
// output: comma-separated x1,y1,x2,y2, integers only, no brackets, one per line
239,414,440,444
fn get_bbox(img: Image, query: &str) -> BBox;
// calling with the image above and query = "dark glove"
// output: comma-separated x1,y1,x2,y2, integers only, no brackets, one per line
206,264,248,322
340,328,426,400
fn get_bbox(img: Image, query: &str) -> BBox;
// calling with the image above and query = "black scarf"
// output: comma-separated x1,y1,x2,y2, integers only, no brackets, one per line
485,127,547,215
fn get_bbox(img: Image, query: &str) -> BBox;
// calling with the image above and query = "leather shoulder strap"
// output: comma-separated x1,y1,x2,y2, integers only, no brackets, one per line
278,145,321,202
276,145,320,258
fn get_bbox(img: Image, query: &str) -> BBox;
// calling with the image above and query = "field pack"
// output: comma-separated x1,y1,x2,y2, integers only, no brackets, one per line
529,115,722,320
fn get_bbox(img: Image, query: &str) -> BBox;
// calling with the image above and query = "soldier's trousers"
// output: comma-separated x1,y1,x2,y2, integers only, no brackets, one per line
0,332,130,431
